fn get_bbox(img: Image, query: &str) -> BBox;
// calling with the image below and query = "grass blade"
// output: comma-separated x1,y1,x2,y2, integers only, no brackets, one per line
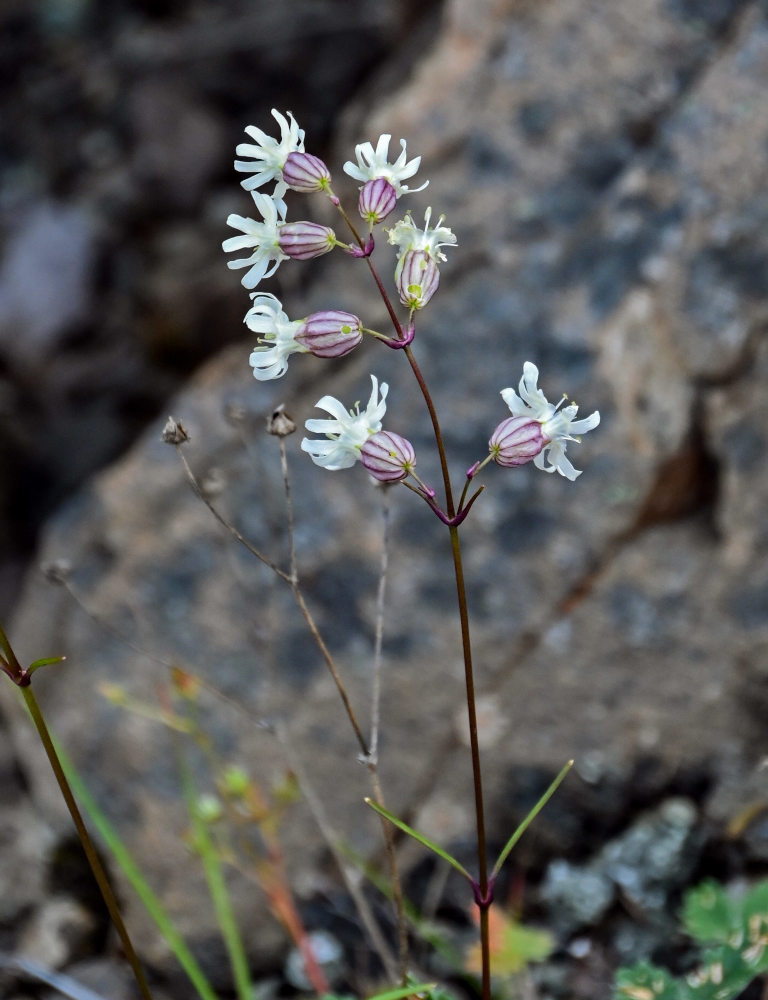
55,740,220,1000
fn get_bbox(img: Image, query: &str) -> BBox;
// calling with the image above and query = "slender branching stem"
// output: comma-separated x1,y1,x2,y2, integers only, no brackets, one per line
365,257,406,341
369,488,390,763
275,433,411,976
20,687,154,1000
177,437,412,972
275,429,410,979
288,566,370,759
175,444,370,755
278,436,298,585
448,524,491,1000
273,722,401,983
357,249,493,998
176,446,292,583
367,489,408,982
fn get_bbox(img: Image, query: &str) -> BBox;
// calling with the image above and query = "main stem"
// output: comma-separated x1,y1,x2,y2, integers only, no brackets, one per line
402,345,492,1000
356,243,492,997
21,687,154,1000
449,524,491,1000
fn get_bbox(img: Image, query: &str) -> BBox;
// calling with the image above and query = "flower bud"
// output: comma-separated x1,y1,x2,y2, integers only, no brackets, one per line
282,151,331,192
360,430,416,482
295,310,363,358
396,250,440,310
278,221,336,260
489,416,544,467
358,178,397,225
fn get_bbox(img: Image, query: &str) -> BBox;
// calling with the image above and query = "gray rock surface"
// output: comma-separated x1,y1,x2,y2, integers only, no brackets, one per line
2,0,768,994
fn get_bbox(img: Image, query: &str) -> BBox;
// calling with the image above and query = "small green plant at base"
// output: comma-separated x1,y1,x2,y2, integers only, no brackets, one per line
615,879,768,1000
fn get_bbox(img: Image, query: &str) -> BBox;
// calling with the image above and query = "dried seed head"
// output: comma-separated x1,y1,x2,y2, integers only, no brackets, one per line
267,404,296,437
162,416,190,444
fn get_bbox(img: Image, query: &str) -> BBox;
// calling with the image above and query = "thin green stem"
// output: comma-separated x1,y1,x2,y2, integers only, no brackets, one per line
180,756,252,1000
20,687,154,1000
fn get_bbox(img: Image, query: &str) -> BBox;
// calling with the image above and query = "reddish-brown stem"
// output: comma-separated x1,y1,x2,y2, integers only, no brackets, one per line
337,198,493,997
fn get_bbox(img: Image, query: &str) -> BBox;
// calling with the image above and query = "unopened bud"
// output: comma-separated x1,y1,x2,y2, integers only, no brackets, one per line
295,310,363,359
489,416,544,467
358,178,397,225
395,250,440,310
360,430,416,482
278,221,336,260
162,416,189,444
267,404,296,436
282,151,331,192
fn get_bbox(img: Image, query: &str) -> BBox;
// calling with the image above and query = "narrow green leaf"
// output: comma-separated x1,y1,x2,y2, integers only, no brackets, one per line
364,798,472,882
54,740,220,1000
28,655,67,674
181,760,252,1000
491,760,573,880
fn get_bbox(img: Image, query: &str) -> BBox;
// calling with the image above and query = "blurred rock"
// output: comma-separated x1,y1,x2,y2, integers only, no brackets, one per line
541,861,615,932
0,802,55,924
542,798,701,936
17,897,97,970
0,201,97,366
0,0,442,618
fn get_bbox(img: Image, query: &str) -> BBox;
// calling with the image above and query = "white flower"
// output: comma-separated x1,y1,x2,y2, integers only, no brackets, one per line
343,134,428,197
500,362,600,481
234,109,305,205
301,375,388,470
387,207,456,262
222,191,288,289
245,293,307,380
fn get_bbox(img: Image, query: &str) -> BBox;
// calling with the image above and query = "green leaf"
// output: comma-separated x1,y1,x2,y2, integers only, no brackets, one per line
683,881,736,944
364,798,472,881
740,880,768,925
685,943,757,1000
54,740,220,1000
27,655,67,675
491,760,573,880
614,962,683,1000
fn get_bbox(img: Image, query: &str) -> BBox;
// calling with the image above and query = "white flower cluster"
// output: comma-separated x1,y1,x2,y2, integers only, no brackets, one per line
222,110,600,486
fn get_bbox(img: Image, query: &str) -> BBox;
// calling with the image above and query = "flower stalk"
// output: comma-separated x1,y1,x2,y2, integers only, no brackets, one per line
0,625,154,1000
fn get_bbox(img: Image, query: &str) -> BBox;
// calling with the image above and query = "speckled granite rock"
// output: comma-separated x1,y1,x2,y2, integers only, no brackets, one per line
3,0,768,992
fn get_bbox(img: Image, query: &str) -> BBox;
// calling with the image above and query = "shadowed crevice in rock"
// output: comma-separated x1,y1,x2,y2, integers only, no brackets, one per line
630,406,721,536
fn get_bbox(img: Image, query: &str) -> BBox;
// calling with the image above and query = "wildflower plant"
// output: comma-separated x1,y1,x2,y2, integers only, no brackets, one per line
0,107,606,1000
219,108,601,998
